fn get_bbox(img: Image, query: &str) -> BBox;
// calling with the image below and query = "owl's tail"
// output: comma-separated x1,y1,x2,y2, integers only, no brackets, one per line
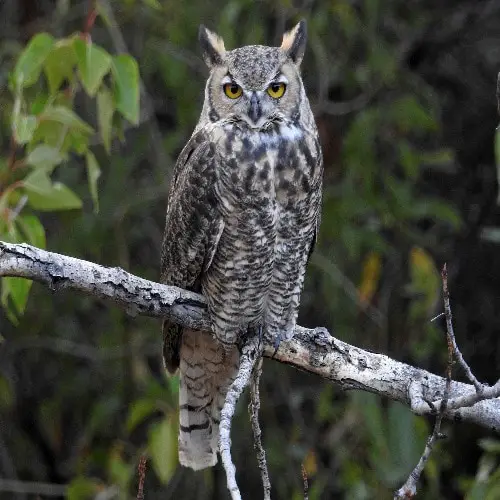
178,329,239,470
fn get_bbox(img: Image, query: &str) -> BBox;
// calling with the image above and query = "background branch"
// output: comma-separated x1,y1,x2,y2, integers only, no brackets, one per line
1,241,500,434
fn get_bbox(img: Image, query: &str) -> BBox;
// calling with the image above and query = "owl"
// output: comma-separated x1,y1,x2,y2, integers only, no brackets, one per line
160,19,323,470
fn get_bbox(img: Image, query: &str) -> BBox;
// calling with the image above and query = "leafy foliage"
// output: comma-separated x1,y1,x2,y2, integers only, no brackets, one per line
0,24,139,322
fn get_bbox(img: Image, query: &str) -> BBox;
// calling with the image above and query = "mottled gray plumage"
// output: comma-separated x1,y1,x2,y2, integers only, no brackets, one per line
161,19,323,470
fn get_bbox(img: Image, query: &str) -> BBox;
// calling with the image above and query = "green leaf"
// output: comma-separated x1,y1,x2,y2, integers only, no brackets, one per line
27,184,82,211
74,38,112,96
148,417,177,483
1,215,33,316
44,39,77,94
66,477,101,500
0,217,21,244
2,277,32,315
398,141,419,179
1,279,18,324
85,151,101,213
420,149,455,169
127,399,157,432
142,0,162,9
0,375,13,409
411,198,462,228
41,106,94,134
389,95,437,133
13,33,55,87
24,170,82,211
108,450,132,491
167,374,179,397
17,215,46,248
26,145,65,171
97,88,114,153
23,168,52,192
112,54,140,124
30,93,49,115
13,114,37,145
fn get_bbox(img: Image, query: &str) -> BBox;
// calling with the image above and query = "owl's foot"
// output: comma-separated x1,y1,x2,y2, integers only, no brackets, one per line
243,325,264,355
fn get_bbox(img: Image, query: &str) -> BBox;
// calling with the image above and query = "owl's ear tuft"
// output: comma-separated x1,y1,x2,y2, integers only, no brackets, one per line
280,19,307,66
199,25,226,68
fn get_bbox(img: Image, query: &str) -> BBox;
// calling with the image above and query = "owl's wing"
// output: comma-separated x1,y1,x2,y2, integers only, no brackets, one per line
307,156,323,263
160,129,222,372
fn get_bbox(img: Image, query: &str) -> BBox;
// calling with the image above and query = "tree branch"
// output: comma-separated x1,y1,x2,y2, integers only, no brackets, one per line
0,479,66,497
249,358,271,500
220,336,262,500
1,241,500,434
394,264,455,499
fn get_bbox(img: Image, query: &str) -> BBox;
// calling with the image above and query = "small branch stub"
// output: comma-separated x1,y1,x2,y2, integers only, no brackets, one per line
136,455,147,500
302,464,309,500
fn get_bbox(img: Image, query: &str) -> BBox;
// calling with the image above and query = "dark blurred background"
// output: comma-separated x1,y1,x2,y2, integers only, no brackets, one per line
1,0,500,498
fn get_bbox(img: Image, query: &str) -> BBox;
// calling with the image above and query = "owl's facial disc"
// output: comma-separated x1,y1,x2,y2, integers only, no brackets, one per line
221,74,289,129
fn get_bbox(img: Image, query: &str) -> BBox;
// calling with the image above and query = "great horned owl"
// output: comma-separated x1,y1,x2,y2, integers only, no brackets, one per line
161,20,323,470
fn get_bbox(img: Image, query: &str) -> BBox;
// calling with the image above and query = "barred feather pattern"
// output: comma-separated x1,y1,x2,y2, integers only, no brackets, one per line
161,33,322,470
178,329,239,470
204,121,322,347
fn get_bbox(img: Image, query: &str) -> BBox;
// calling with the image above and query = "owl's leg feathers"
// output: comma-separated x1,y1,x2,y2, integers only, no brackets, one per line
219,333,264,500
178,329,239,471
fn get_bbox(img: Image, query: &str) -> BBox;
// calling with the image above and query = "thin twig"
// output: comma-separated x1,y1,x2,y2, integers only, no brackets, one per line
249,357,271,499
301,464,309,500
7,194,27,223
220,336,263,500
136,454,147,500
82,0,97,39
441,263,483,391
0,479,66,496
394,264,455,499
433,378,500,410
430,312,444,322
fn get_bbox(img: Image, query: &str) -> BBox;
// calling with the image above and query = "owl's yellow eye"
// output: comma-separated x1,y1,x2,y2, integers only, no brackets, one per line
267,82,286,99
223,82,243,99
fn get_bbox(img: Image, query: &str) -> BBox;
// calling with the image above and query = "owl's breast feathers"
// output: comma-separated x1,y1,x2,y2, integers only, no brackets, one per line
213,122,321,207
161,121,322,362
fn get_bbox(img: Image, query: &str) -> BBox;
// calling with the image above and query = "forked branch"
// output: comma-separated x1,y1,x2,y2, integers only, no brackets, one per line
1,241,500,499
1,241,499,431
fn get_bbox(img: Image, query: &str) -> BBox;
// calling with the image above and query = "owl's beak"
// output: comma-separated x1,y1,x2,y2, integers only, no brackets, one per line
248,92,262,125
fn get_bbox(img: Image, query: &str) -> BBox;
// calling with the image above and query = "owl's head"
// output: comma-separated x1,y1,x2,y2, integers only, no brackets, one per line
199,21,308,129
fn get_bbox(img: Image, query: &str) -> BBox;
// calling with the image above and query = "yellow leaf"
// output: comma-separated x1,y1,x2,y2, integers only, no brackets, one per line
358,251,382,306
303,449,317,478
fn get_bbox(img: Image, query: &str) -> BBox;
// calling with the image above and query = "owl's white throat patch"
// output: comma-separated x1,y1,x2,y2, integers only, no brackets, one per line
259,124,303,146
